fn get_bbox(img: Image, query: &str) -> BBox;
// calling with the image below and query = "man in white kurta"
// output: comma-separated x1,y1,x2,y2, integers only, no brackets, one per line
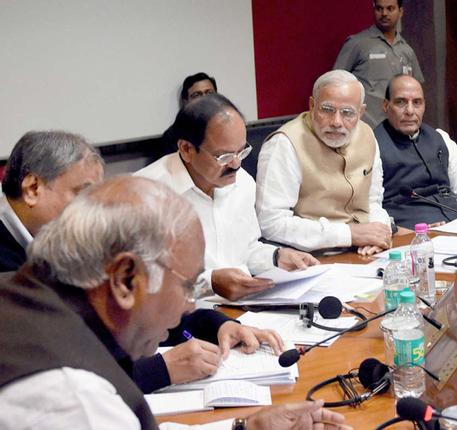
136,93,318,301
256,70,392,256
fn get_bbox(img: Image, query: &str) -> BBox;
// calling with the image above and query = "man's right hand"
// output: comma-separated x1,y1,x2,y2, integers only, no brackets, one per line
349,222,391,249
245,400,352,430
211,268,273,301
161,339,221,385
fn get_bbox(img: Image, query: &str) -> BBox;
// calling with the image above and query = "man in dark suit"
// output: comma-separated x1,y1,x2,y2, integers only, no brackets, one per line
0,130,104,271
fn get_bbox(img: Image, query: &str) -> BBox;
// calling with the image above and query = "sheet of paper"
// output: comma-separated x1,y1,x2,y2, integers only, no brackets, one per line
292,271,383,304
204,267,383,305
145,390,212,415
331,263,381,278
204,380,271,407
431,236,457,255
237,311,358,346
430,219,457,234
255,264,330,284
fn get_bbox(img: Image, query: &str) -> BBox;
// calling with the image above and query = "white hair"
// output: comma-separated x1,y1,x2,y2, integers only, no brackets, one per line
312,70,365,105
27,177,198,293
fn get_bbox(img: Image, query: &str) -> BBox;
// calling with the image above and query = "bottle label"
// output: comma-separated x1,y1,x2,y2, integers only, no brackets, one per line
394,336,425,366
384,289,401,311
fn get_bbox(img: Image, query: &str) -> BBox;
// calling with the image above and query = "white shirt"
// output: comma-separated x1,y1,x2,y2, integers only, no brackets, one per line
437,129,457,193
135,153,276,293
0,194,33,248
0,367,233,430
256,133,390,251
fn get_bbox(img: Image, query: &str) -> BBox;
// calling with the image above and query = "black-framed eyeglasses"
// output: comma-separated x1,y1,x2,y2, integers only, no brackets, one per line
318,104,358,119
200,142,252,166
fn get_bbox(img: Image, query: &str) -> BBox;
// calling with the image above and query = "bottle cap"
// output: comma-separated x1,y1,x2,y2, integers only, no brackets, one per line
400,290,415,304
414,223,428,233
389,251,402,261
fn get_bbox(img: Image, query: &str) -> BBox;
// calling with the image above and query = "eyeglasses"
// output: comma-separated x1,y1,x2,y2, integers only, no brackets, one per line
318,104,358,120
155,260,197,304
200,143,252,166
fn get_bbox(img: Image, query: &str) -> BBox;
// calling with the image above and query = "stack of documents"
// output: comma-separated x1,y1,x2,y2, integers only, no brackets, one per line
158,343,298,392
237,311,358,346
204,264,382,306
146,380,271,415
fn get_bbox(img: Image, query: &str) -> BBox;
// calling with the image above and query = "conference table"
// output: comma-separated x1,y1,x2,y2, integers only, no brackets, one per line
156,233,456,429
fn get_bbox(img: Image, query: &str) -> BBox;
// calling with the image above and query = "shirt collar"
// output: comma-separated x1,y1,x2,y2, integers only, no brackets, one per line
0,194,33,249
169,153,199,195
369,25,403,45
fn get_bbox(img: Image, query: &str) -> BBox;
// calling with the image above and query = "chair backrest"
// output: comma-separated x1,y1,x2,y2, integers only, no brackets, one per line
243,115,295,179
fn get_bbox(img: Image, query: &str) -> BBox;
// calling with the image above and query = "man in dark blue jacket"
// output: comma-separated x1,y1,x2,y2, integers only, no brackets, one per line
375,75,457,229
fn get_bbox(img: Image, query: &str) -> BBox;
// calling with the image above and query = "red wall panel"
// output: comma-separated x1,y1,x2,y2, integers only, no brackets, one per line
252,0,373,118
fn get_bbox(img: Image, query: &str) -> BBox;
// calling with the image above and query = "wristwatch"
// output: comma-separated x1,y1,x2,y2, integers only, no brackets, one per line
273,247,280,267
232,418,248,430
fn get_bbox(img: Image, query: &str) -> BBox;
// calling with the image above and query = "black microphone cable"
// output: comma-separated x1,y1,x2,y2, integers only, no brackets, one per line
279,308,396,367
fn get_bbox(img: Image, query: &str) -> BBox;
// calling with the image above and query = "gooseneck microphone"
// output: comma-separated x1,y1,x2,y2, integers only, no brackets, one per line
399,186,457,215
397,397,457,423
278,308,395,367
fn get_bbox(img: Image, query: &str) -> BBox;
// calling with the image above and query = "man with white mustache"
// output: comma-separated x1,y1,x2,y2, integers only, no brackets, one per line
256,70,392,256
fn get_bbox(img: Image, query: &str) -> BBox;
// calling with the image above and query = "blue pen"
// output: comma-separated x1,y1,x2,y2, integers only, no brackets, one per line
183,330,193,340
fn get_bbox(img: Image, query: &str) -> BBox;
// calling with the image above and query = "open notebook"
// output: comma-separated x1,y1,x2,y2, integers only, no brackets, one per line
146,380,271,415
157,342,298,392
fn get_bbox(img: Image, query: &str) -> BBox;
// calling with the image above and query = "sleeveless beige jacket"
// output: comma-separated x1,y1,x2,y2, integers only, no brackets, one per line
269,112,376,223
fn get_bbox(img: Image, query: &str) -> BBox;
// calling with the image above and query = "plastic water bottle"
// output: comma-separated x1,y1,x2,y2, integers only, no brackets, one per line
383,251,409,312
392,290,426,399
404,251,419,294
410,223,436,305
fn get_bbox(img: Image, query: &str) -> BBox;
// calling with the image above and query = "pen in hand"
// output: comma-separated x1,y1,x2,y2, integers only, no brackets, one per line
183,330,193,340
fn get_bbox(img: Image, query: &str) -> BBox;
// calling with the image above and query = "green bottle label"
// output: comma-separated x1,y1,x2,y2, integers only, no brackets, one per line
384,289,401,311
394,336,425,366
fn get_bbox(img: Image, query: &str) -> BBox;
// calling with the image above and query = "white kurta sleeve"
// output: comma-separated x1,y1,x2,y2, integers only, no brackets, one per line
368,140,391,225
0,367,234,430
437,129,457,193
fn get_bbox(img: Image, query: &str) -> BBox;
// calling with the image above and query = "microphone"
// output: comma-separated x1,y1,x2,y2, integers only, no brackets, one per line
396,397,457,423
318,296,342,318
278,308,395,367
398,186,457,215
